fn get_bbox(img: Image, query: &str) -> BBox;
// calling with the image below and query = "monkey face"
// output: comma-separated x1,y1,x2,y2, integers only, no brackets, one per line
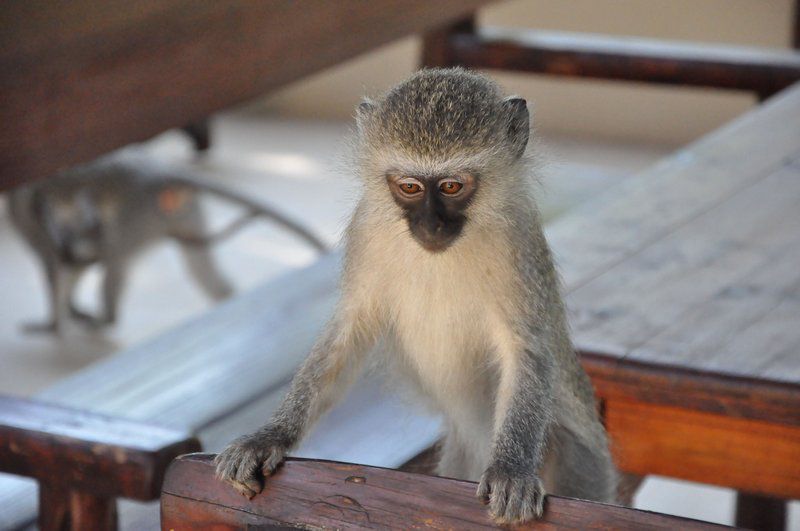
386,173,477,252
38,193,104,265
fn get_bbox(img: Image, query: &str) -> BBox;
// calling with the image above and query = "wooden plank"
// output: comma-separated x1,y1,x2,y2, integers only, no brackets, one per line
444,27,800,97
606,400,800,500
161,454,731,530
0,0,494,189
569,161,800,381
581,352,800,427
547,82,800,293
37,252,341,425
0,395,199,500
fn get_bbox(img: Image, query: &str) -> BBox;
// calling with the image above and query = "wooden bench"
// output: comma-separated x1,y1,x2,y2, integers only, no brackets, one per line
161,454,731,530
0,395,199,530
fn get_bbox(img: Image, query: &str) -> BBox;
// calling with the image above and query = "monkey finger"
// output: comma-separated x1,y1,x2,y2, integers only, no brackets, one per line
262,447,286,475
503,482,526,523
214,456,236,481
234,459,263,491
476,479,491,504
488,478,511,520
231,481,257,499
240,475,263,497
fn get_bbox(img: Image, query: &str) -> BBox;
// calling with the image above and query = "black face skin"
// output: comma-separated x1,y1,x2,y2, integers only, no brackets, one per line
387,173,477,252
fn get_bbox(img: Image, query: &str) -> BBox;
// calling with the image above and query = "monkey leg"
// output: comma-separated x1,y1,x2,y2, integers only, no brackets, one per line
99,260,125,325
23,262,80,335
546,424,618,504
179,244,233,300
71,261,125,329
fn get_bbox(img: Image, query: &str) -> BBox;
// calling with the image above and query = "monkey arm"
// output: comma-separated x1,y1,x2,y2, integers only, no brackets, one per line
491,344,555,472
215,300,378,498
478,334,556,522
263,310,374,448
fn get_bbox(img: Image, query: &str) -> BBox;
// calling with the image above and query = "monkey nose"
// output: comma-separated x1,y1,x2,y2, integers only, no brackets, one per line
423,219,444,235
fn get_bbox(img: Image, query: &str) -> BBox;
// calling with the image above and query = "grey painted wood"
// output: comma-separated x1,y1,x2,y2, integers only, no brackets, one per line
560,81,800,383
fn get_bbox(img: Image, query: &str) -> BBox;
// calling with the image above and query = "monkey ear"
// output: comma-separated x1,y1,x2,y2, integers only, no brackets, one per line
502,97,530,159
355,99,376,135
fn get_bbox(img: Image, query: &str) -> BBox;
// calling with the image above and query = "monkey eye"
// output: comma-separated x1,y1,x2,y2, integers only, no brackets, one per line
439,180,463,195
397,179,423,195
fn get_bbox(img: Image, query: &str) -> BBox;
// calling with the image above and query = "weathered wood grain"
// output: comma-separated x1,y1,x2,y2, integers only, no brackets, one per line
570,161,800,381
546,82,800,292
0,0,495,189
547,84,800,386
161,454,731,530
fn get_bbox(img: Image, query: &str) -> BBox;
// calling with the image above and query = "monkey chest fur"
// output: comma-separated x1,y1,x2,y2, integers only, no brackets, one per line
370,237,519,430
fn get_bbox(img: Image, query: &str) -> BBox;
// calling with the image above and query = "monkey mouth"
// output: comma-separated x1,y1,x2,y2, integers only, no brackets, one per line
410,228,460,253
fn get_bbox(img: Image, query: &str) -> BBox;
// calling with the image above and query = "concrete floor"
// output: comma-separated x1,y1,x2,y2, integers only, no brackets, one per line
1,110,796,528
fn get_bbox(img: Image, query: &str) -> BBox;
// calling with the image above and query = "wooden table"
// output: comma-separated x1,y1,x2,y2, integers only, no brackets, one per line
0,0,493,190
546,83,800,529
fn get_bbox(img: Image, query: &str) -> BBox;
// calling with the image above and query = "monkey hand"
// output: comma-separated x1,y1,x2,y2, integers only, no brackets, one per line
477,462,546,524
214,430,289,499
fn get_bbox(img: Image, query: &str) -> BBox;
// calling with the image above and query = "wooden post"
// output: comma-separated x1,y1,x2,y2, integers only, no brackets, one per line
38,485,70,531
735,493,786,531
69,492,118,531
182,121,212,152
422,16,476,68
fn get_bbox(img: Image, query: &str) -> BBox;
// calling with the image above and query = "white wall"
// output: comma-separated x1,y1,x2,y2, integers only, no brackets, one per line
257,0,794,145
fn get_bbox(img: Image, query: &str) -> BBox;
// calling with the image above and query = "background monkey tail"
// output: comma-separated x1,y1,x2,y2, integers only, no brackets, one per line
158,175,329,254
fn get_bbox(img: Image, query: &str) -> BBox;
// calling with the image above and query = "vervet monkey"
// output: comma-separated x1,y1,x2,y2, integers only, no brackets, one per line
8,152,326,334
216,68,617,524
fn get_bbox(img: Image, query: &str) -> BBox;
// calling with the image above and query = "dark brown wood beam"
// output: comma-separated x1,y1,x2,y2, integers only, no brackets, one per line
441,27,800,99
162,454,730,529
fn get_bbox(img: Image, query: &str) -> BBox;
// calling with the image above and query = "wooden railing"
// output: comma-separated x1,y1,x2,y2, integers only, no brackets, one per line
161,454,731,530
